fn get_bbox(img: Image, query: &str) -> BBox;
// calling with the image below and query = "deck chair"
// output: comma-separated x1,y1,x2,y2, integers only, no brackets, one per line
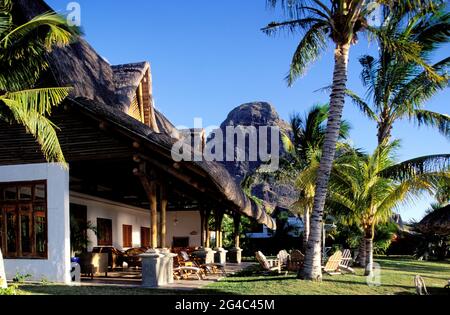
339,249,355,274
173,255,204,280
180,251,226,276
255,251,281,274
322,250,343,275
414,275,429,295
287,250,304,272
277,250,290,268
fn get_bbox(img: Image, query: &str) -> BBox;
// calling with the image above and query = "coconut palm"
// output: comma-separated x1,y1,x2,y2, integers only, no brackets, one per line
281,104,350,250
347,4,450,145
327,141,450,275
263,0,442,280
0,0,78,164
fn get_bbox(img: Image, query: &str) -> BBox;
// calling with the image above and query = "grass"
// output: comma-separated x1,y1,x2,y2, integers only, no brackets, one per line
12,256,450,295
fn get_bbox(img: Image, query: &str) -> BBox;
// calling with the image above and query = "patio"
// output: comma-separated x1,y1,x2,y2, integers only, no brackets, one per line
78,262,256,290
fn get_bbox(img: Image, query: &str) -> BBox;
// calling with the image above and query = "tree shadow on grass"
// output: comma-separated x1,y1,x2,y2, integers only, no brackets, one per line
18,284,235,296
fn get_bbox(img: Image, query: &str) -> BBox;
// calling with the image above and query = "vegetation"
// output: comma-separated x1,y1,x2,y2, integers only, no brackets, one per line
263,0,446,280
281,104,350,250
0,0,78,164
347,3,449,144
263,0,442,281
326,141,449,275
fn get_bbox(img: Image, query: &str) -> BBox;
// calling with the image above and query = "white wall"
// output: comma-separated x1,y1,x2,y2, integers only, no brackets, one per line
166,211,201,247
70,193,202,250
0,163,71,284
70,193,151,251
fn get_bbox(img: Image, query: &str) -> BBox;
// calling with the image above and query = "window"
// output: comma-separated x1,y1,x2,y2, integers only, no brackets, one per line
0,181,47,259
97,218,112,246
122,225,132,248
140,227,150,247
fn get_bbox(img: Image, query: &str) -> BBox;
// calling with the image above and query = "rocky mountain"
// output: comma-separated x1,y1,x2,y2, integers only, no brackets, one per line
209,102,298,209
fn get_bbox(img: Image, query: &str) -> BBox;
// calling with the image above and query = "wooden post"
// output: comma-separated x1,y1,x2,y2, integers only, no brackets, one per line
215,210,224,248
205,210,211,248
159,184,167,249
234,215,241,248
200,209,205,247
149,182,158,249
134,164,158,249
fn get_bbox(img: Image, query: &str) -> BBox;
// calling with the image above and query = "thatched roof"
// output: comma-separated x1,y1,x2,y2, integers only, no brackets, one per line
418,205,450,235
71,97,276,229
13,0,276,229
112,62,149,111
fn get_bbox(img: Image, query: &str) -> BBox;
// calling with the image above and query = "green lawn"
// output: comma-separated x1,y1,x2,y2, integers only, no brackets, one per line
12,256,450,295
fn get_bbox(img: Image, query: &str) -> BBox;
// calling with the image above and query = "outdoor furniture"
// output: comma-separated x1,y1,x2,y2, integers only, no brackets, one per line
322,250,343,275
180,251,226,276
173,255,205,280
339,249,355,274
255,251,281,274
124,247,147,268
92,246,125,270
287,250,304,271
414,275,429,295
277,250,290,268
78,252,108,279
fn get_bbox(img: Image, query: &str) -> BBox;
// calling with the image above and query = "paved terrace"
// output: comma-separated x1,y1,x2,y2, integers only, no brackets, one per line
78,262,255,290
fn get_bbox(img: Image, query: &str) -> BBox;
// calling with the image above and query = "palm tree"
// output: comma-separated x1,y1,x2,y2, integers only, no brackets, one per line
281,104,350,250
328,141,450,275
347,4,449,145
263,0,443,280
0,0,78,164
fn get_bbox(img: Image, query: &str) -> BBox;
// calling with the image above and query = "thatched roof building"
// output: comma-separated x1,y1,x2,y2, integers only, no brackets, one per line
8,0,276,230
418,205,450,236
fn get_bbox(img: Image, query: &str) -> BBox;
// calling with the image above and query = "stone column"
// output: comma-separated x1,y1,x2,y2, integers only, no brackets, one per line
159,248,177,284
213,210,227,264
140,249,165,288
229,215,242,264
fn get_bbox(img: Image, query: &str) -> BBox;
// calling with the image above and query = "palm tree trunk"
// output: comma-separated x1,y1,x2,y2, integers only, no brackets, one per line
303,207,310,252
377,120,393,145
358,238,366,267
302,43,351,281
364,226,375,276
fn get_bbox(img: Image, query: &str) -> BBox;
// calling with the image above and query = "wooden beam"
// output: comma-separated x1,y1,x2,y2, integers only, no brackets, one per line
159,184,168,249
134,163,158,249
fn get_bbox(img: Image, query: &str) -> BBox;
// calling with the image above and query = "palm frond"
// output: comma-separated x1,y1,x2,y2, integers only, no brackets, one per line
414,110,450,139
4,87,70,115
1,98,66,165
1,11,79,49
346,89,379,122
286,22,328,85
381,154,450,182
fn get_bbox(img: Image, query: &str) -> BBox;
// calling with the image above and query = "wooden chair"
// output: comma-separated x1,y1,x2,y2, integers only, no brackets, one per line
180,251,226,276
415,275,429,295
287,250,304,272
78,253,108,279
255,251,281,274
173,256,204,280
322,250,343,275
339,249,355,274
277,250,290,268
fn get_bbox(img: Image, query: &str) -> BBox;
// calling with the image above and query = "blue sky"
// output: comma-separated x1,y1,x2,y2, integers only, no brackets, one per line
46,0,449,221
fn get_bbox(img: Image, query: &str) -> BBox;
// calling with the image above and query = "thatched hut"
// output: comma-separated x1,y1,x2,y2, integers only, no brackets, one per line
417,205,450,236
